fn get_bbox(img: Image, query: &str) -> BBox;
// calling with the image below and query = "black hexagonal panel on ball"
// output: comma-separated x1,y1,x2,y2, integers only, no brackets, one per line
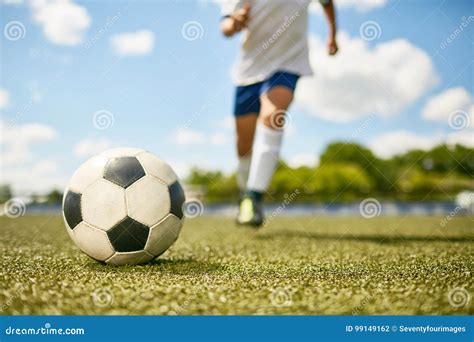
168,181,185,219
107,216,150,252
104,156,146,188
63,191,82,229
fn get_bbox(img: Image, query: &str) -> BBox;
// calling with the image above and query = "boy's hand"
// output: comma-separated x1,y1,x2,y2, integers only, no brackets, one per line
221,2,251,37
327,36,338,55
230,2,251,32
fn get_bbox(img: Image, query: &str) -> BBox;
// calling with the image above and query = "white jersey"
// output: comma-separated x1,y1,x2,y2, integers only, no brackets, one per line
221,0,329,86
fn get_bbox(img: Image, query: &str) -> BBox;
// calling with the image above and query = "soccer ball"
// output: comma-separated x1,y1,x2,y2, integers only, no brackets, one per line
62,147,185,265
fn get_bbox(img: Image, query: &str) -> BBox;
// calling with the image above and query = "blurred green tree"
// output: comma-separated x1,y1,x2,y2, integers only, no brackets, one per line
0,184,12,203
45,189,63,204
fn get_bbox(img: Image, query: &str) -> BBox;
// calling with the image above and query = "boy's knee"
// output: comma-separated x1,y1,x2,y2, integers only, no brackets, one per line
261,111,287,130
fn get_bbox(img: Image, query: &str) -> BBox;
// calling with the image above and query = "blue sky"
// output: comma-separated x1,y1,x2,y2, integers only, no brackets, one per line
1,0,473,194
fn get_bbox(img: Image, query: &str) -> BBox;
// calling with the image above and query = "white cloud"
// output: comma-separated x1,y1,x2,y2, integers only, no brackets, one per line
0,121,63,194
173,128,206,146
29,0,91,46
210,132,230,145
310,0,387,14
288,153,319,168
335,0,387,11
74,137,115,158
110,30,155,56
167,154,237,179
218,117,234,130
32,159,58,174
173,128,233,147
295,32,438,122
369,131,440,159
446,130,474,147
422,87,473,127
1,160,65,194
368,129,474,159
0,89,9,110
0,121,57,165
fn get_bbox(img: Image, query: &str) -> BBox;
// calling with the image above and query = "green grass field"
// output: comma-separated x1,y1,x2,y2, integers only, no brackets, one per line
1,214,472,315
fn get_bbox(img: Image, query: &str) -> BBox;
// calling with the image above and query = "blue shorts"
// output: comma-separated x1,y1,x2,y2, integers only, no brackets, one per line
233,71,300,116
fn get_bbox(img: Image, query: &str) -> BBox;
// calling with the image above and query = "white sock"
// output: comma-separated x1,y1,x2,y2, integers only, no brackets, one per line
246,123,283,193
237,155,251,191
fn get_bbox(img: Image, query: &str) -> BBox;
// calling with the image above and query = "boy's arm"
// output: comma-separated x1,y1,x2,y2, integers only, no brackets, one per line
220,2,251,37
321,0,338,55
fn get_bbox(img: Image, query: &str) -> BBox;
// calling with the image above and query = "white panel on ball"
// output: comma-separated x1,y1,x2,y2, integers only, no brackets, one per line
82,179,127,231
125,176,171,227
73,222,115,261
145,214,182,257
136,152,178,185
68,155,108,193
101,147,144,159
106,250,154,265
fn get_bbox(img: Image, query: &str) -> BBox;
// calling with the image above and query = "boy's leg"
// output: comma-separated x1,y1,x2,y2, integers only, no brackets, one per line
233,82,261,193
246,86,294,194
235,113,258,191
237,86,294,227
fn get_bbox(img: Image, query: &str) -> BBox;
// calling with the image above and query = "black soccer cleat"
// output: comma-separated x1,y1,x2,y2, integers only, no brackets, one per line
236,195,264,227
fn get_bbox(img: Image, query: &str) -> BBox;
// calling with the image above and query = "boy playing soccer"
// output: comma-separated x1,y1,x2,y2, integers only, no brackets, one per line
220,0,338,227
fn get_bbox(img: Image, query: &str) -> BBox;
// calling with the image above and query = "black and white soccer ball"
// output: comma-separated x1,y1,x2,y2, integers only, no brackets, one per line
62,147,185,265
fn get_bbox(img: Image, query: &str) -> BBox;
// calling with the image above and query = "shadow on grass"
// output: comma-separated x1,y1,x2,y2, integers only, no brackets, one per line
85,257,226,276
257,230,474,244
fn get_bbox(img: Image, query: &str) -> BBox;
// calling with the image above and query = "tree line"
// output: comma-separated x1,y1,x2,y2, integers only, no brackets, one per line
187,142,474,203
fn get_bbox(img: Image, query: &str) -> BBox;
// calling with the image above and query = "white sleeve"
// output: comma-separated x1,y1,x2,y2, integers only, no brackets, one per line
220,0,243,17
